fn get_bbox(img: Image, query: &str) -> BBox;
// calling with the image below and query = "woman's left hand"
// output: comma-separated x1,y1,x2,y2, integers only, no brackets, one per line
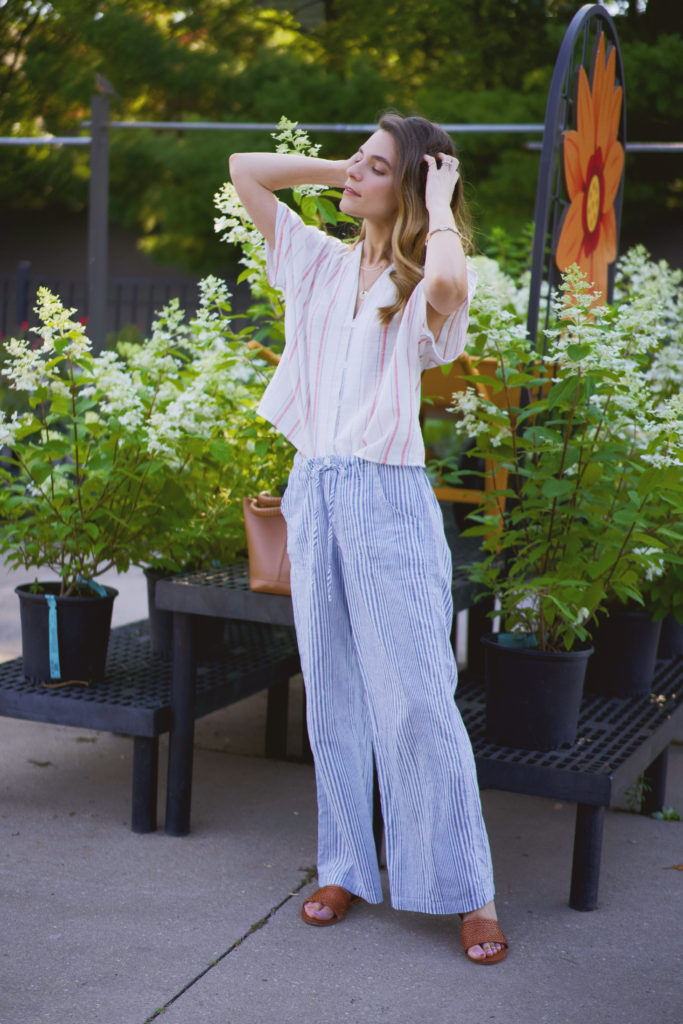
423,152,460,213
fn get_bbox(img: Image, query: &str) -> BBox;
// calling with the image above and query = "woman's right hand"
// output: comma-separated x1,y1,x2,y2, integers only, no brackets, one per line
335,154,360,188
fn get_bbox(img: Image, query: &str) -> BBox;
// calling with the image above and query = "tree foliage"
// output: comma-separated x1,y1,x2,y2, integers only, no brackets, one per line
1,0,680,273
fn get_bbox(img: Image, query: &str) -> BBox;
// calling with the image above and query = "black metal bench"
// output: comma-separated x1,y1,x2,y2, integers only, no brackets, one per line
0,618,300,833
455,660,683,910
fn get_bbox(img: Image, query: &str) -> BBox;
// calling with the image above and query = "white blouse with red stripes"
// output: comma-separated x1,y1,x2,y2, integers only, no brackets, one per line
258,200,476,466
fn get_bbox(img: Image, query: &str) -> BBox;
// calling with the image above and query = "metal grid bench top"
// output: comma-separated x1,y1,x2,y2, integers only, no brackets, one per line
155,563,295,623
0,619,299,738
155,560,483,619
456,656,683,806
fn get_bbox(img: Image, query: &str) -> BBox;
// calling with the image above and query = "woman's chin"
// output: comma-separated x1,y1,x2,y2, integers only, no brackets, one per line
339,194,358,216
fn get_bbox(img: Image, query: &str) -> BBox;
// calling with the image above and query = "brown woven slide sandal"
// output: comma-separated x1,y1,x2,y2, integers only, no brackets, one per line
301,885,362,927
461,918,509,964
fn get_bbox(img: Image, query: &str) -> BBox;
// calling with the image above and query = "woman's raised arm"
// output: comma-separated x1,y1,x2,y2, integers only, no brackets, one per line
421,153,469,334
229,152,349,246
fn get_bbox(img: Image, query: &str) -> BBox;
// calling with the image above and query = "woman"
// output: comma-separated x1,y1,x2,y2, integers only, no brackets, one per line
229,114,508,964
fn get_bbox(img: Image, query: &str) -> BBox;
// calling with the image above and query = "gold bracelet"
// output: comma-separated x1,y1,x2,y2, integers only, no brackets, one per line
425,225,462,243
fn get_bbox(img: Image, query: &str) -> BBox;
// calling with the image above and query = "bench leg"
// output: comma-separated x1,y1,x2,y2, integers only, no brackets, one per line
466,597,495,677
165,612,196,836
641,747,669,816
301,687,313,764
265,677,289,760
569,803,605,911
131,736,158,833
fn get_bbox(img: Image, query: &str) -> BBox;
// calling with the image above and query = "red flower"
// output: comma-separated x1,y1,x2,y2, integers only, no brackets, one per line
555,32,625,303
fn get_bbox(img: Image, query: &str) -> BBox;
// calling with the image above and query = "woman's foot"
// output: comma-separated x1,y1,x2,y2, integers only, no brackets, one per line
301,885,362,927
460,901,509,963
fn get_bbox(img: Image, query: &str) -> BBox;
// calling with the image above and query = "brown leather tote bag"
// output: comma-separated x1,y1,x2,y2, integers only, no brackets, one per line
242,492,291,596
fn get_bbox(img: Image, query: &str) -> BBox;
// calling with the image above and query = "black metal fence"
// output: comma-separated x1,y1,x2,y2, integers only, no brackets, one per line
0,264,202,344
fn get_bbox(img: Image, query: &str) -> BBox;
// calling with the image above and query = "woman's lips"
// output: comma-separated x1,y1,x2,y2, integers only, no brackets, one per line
343,186,360,197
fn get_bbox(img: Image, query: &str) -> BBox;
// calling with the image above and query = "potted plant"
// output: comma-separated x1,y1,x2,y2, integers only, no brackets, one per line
441,259,682,747
0,278,277,681
649,563,683,660
581,247,683,692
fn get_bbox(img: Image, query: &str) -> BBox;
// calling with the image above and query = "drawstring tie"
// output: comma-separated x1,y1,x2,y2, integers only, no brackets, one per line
309,457,349,603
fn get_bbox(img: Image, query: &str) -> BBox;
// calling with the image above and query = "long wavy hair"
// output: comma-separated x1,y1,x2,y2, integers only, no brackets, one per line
360,113,473,326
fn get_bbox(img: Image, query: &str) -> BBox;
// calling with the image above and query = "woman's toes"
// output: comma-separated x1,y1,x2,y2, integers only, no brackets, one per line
466,939,505,961
483,942,504,957
303,900,335,922
467,944,487,960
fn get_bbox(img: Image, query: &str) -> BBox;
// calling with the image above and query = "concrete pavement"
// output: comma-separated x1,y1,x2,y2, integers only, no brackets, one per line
1,562,681,1024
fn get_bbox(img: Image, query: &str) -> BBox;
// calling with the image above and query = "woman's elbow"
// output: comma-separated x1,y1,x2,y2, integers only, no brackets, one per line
425,276,468,316
229,152,245,181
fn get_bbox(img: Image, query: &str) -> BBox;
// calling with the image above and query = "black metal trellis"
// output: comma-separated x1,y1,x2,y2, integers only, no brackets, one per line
526,3,627,349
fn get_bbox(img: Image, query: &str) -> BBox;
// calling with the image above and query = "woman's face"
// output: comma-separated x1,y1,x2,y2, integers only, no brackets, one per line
340,129,399,226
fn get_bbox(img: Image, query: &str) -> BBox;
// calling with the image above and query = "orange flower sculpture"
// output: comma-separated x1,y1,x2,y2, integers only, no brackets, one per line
555,32,624,303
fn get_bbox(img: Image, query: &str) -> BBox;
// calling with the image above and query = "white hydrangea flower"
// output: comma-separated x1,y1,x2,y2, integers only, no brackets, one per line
270,117,324,198
0,410,34,448
3,336,46,390
447,388,510,444
633,547,667,582
469,255,521,311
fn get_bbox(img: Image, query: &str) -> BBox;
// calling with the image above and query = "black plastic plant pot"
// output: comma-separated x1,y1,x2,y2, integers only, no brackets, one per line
482,634,593,752
658,615,683,660
585,608,662,698
15,583,118,684
144,568,174,658
144,567,226,660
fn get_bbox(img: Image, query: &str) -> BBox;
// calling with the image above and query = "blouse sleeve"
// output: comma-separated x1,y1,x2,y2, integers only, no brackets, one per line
265,200,341,293
407,264,478,369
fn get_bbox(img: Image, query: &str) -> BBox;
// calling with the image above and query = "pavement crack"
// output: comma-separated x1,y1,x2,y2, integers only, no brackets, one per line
141,865,316,1022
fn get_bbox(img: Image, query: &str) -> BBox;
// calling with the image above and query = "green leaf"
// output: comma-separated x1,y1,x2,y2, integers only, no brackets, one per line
581,462,603,486
208,439,234,463
314,196,339,224
546,376,578,408
522,425,563,446
541,477,575,499
53,336,71,355
566,343,592,361
83,522,100,541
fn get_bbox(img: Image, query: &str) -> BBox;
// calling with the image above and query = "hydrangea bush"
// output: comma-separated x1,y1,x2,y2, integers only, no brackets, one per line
0,279,292,594
443,254,683,651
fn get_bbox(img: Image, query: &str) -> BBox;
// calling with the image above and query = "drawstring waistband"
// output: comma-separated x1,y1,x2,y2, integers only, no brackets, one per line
303,456,354,603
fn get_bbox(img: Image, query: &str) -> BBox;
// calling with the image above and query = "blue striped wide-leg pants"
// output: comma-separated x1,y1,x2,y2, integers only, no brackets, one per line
281,454,494,914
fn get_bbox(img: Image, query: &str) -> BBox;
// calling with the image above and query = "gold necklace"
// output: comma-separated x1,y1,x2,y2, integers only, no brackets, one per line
359,259,388,301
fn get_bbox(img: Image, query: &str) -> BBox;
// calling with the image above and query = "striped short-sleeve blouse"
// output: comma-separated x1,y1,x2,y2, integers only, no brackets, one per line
258,200,477,466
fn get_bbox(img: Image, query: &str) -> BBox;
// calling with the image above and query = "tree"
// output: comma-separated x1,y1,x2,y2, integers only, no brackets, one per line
1,0,679,274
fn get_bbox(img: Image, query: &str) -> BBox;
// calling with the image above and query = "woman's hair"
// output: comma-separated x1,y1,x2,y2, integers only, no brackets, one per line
365,113,473,326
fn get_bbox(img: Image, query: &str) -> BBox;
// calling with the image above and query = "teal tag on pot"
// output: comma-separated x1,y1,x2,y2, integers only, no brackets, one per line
45,594,61,679
77,576,107,597
498,632,538,649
